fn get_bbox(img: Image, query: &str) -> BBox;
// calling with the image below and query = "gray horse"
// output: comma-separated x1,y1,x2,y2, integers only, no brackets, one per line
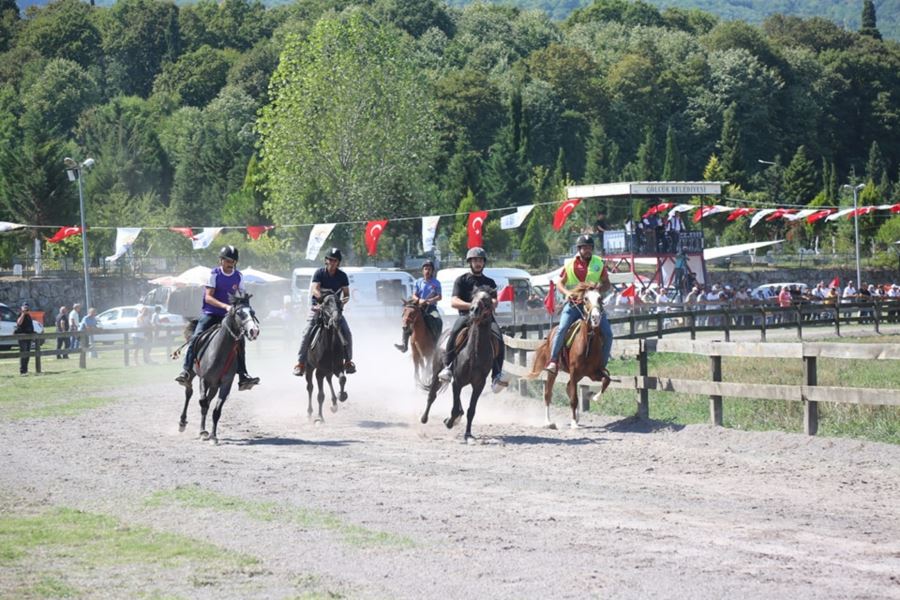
305,291,348,423
421,287,497,443
178,292,259,443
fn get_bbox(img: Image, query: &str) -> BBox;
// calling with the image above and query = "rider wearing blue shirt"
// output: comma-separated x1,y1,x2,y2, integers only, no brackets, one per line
175,245,260,391
293,247,356,376
395,260,442,353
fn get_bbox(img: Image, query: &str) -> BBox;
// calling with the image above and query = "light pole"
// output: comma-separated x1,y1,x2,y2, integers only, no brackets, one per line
842,183,865,291
64,157,95,310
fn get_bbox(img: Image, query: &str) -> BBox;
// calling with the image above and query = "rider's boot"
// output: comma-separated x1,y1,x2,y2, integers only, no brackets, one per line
491,371,510,394
292,362,305,376
438,364,452,383
393,329,410,353
343,360,356,374
238,373,260,391
175,369,193,388
544,360,558,374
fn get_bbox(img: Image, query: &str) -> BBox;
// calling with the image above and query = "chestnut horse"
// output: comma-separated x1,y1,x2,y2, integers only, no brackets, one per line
399,299,439,386
526,284,609,429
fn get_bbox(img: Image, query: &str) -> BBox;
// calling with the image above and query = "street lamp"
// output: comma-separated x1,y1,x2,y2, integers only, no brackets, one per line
842,183,866,291
64,157,95,310
757,159,776,166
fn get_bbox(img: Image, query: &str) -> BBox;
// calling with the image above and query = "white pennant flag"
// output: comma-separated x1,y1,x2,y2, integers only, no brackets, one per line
825,208,856,222
501,205,534,230
305,223,336,260
0,221,26,233
105,227,142,262
668,203,695,215
421,215,440,252
749,209,777,228
783,209,818,222
191,227,223,250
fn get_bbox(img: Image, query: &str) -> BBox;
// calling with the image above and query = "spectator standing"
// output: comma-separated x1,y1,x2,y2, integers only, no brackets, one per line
79,308,99,358
68,303,81,350
55,306,69,359
134,305,152,364
593,212,609,252
664,212,685,253
14,303,35,375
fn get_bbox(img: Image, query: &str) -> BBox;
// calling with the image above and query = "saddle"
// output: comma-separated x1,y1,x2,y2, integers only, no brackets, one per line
452,325,501,360
191,325,224,365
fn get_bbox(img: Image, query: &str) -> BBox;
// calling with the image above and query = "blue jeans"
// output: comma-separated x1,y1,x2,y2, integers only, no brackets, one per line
549,302,613,368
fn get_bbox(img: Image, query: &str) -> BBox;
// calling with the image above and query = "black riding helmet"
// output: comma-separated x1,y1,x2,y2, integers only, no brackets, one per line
219,245,239,261
465,247,487,262
325,247,343,262
576,234,594,248
422,259,435,269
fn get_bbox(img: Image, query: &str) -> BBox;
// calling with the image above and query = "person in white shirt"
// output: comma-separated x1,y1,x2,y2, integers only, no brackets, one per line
68,303,81,349
842,282,857,301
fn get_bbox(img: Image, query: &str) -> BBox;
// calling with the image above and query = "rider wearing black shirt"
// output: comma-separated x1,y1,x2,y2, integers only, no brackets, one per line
437,247,508,393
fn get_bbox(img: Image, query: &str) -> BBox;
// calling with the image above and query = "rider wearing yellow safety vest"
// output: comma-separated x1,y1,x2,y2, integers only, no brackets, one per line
544,234,613,375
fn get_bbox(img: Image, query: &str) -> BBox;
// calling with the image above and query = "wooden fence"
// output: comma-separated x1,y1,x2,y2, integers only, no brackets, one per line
503,334,900,436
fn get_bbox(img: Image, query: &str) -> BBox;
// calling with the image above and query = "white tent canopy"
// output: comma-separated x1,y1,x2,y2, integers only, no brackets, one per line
242,267,287,284
148,265,212,287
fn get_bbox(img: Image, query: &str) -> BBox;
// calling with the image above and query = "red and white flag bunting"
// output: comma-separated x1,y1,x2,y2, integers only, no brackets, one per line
246,225,274,240
47,226,82,243
364,220,388,256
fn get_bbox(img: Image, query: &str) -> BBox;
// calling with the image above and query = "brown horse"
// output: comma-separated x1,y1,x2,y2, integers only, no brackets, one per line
526,284,609,429
400,299,439,386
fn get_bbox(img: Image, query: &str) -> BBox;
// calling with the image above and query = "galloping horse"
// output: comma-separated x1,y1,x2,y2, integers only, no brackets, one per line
399,298,439,386
305,291,348,423
178,291,260,443
526,284,609,429
421,287,498,443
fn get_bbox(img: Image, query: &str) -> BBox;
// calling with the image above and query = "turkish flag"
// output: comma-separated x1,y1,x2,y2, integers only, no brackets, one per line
365,220,388,256
830,277,840,288
246,225,274,240
467,211,488,248
807,209,834,224
642,202,674,219
169,227,194,239
47,226,82,243
552,198,581,231
726,207,755,222
498,285,514,302
620,284,636,298
543,286,555,315
891,203,900,213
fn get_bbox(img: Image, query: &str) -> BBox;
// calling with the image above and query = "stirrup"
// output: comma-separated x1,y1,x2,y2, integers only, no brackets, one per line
343,360,356,374
292,363,305,376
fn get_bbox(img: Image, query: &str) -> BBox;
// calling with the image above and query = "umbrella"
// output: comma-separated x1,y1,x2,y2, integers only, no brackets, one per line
242,267,287,284
149,266,213,287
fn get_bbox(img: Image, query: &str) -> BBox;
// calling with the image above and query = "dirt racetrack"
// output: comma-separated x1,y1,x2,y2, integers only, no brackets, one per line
1,327,899,599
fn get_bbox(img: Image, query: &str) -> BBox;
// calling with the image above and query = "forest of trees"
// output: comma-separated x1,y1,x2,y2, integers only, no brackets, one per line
1,0,899,270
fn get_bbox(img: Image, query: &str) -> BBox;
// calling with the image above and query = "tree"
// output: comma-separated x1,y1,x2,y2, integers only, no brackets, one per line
635,127,657,180
662,124,684,181
482,93,534,210
152,44,238,107
865,141,886,186
519,209,548,268
100,0,181,97
566,0,664,28
449,188,478,258
17,0,102,70
860,0,882,40
782,145,817,204
718,102,744,186
19,58,99,143
258,9,439,224
373,0,453,38
0,137,79,228
432,68,505,156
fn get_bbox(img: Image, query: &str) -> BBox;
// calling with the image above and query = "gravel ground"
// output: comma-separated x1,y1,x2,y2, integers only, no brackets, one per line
1,328,899,599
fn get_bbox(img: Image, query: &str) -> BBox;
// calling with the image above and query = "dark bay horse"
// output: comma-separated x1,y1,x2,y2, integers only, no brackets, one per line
305,291,348,423
527,284,608,429
399,299,439,386
421,288,498,443
178,292,259,443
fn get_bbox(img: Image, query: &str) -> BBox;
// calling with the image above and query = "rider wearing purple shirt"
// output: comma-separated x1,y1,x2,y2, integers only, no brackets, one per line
175,245,260,391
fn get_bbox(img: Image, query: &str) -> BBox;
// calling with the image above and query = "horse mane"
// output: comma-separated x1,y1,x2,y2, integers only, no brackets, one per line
228,290,253,306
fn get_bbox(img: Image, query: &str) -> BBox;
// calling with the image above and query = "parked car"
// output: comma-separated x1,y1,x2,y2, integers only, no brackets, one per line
0,302,44,348
93,305,185,343
750,282,809,301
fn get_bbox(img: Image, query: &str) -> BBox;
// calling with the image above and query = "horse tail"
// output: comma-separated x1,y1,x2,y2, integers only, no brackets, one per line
525,338,550,380
418,344,449,395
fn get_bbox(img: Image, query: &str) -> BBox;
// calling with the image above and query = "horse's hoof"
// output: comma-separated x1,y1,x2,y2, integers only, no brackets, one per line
569,421,580,430
330,404,338,414
178,422,187,433
339,392,348,402
314,418,323,426
544,422,557,430
444,413,461,429
465,435,477,445
420,415,429,424
199,431,209,441
212,437,219,445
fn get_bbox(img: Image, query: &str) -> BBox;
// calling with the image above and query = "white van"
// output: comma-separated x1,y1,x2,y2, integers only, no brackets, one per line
291,266,414,321
435,267,535,325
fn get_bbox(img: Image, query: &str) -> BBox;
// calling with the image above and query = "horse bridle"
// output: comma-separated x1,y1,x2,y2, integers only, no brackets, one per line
223,304,257,340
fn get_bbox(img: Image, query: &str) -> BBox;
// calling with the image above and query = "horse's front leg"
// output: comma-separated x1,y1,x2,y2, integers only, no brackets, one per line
464,378,486,443
338,374,347,403
306,370,315,421
444,380,464,429
209,382,231,445
179,386,193,432
325,373,338,413
566,376,580,429
543,371,558,430
315,372,326,424
198,381,215,441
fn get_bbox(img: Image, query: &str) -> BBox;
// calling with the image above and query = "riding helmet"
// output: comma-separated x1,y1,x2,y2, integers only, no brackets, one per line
325,247,343,262
465,247,487,262
422,259,435,269
219,245,239,261
576,234,594,248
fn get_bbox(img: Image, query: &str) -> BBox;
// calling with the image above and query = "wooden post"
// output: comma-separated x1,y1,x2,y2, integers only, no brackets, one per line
795,306,803,340
689,310,696,340
33,335,42,374
517,324,529,397
803,355,818,436
580,384,591,413
873,300,880,334
656,313,663,339
79,332,87,368
123,332,130,366
723,308,731,342
760,308,767,342
637,339,649,420
709,355,722,426
833,306,840,337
